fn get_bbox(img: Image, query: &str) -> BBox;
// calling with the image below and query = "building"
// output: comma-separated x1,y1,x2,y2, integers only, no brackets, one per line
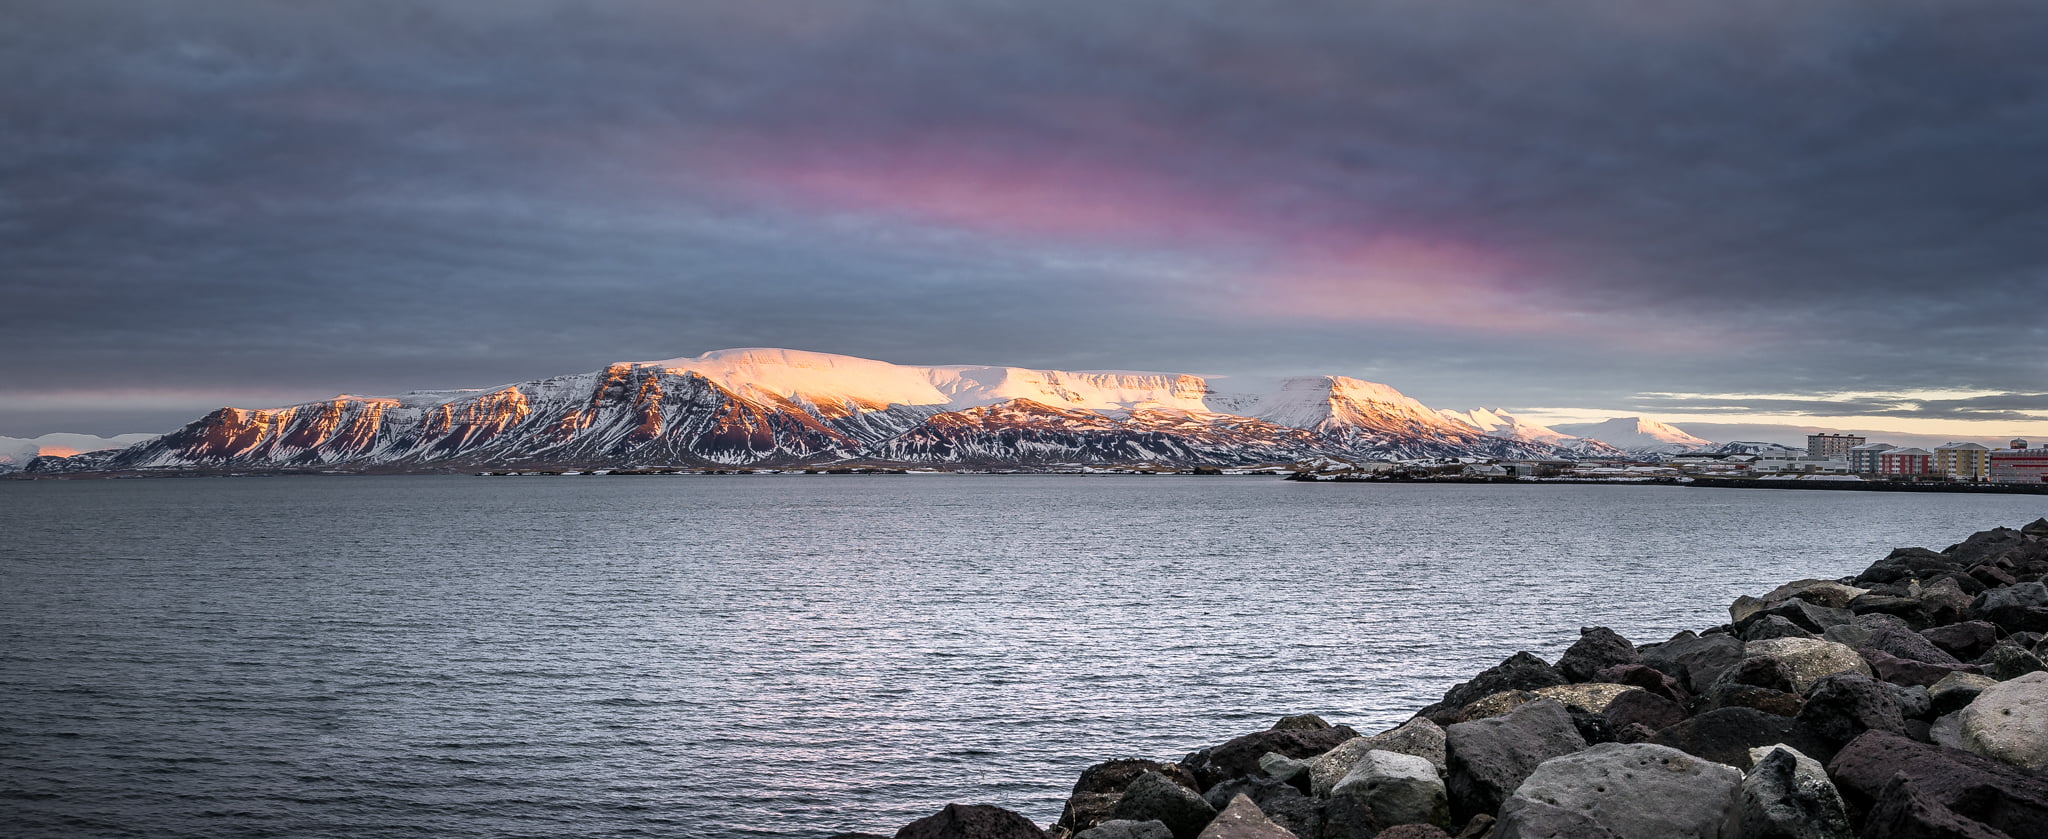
1848,442,1896,474
1934,442,1992,482
1990,446,2048,484
1807,433,1866,461
1878,447,1934,478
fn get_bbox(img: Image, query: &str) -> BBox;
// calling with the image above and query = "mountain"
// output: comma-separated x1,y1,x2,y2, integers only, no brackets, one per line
1704,441,1804,456
0,433,158,472
1437,408,1625,457
1551,417,1715,455
33,348,1607,474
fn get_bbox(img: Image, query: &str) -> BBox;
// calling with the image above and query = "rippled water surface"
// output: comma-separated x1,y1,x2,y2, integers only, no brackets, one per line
3,475,2043,837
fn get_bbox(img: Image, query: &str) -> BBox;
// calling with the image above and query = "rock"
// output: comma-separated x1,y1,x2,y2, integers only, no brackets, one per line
1074,823,1173,839
1742,599,1857,634
1421,652,1569,723
1648,707,1836,767
1704,656,1803,714
1532,683,1637,714
1732,595,1768,625
1601,688,1685,736
1305,718,1447,797
1443,699,1586,824
1556,627,1641,683
1640,632,1745,696
1972,564,2020,590
2026,518,2048,538
1744,638,1873,693
1916,577,1976,626
1852,613,1964,665
1977,643,2048,681
1859,647,1979,688
1736,745,1852,839
1971,581,2048,633
1493,742,1741,839
1255,753,1309,793
1796,672,1906,747
1057,760,1202,836
1110,772,1217,839
1713,686,1805,717
1451,690,1537,723
1373,827,1453,839
1826,730,2048,835
1929,711,1965,749
1592,663,1690,706
1330,750,1448,830
1270,715,1333,731
1958,670,2048,769
1194,795,1297,839
1929,672,2000,716
1762,579,1872,609
1856,546,1953,585
1712,655,1798,693
896,803,1048,839
1880,682,1933,720
1921,620,2000,660
1739,616,1817,642
829,834,892,839
1199,777,1315,838
1183,727,1356,790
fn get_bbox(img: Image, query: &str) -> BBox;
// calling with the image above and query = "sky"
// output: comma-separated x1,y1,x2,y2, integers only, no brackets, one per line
5,0,2048,443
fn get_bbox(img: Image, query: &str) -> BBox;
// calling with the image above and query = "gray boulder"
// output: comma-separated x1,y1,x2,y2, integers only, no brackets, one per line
1929,671,1999,716
1493,742,1742,839
1198,777,1316,838
1920,620,2000,660
895,804,1047,839
1745,638,1872,694
1306,718,1446,797
1739,616,1817,642
1977,642,2048,681
1971,581,2048,633
1760,579,1870,609
1075,822,1174,839
1737,744,1852,839
1256,753,1307,786
1056,760,1202,836
1194,795,1296,839
1444,698,1587,824
1641,631,1746,695
1796,672,1906,748
1330,750,1448,830
1422,652,1569,723
1648,707,1836,767
1557,627,1642,683
1111,772,1216,839
1958,670,2048,769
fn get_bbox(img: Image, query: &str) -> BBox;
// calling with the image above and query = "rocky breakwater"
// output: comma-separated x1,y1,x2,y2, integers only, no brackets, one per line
833,518,2048,839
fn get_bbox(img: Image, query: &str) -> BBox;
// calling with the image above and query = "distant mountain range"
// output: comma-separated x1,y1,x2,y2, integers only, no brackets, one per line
18,349,1743,474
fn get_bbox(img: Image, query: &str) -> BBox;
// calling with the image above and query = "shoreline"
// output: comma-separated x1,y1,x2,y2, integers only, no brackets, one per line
850,518,2048,839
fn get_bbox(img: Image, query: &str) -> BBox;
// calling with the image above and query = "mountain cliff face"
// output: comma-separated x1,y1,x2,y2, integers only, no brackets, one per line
1550,416,1715,455
38,349,1637,473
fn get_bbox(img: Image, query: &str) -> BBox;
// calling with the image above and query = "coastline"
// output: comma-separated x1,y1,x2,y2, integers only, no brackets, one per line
849,518,2048,839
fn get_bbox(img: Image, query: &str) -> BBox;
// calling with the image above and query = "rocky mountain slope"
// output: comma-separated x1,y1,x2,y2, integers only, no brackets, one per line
1552,416,1715,455
33,349,1660,473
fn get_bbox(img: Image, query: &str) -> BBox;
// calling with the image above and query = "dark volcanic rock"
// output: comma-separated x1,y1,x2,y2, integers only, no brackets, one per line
1971,581,2048,634
1269,714,1333,731
1421,652,1568,724
1075,823,1173,839
1057,760,1201,836
1602,687,1686,733
1556,627,1641,683
1194,795,1296,839
829,834,893,839
1739,615,1818,642
1852,613,1964,665
1977,643,2048,681
1857,547,1954,585
1740,599,1856,635
1735,745,1852,839
1111,772,1216,839
1592,663,1691,706
1639,631,1745,696
1827,730,2048,836
1493,742,1742,839
1922,620,2001,661
1648,707,1836,767
1929,672,1999,716
897,804,1047,839
1443,698,1586,825
1797,672,1907,748
1712,686,1805,717
1859,647,1978,688
1373,826,1453,839
1182,727,1355,791
1198,777,1316,838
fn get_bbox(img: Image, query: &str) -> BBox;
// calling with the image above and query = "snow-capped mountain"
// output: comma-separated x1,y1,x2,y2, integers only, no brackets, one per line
1705,441,1804,456
1550,416,1715,455
1437,408,1625,457
0,433,158,472
36,348,1616,473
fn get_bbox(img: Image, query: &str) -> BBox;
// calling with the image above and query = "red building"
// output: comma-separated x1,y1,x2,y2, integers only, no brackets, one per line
1878,447,1934,477
1990,446,2048,484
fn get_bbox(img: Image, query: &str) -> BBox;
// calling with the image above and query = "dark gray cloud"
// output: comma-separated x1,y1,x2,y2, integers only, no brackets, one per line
6,1,2048,435
1631,392,2048,422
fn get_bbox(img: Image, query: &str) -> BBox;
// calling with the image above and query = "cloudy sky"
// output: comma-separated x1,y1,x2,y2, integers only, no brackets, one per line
6,0,2047,442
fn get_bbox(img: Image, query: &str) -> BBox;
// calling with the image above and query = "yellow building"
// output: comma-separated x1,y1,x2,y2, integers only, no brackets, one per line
1935,442,1991,482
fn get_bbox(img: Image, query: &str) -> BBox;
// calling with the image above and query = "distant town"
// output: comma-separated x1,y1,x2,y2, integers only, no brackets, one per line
1449,434,2048,484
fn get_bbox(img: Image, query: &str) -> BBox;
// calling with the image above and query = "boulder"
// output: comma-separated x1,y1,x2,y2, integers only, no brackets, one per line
1851,613,1964,665
1270,714,1334,731
1330,750,1448,830
2026,518,2048,538
1741,599,1856,635
1443,699,1586,824
1879,682,1933,720
1958,670,2048,769
1601,688,1685,736
1916,577,1976,625
1592,663,1691,706
1736,745,1852,839
1732,594,1768,625
1556,627,1641,683
1640,631,1745,696
1711,655,1798,694
1531,683,1637,715
1074,823,1173,839
1858,647,1979,688
1826,730,2048,835
1744,638,1872,693
1256,753,1308,789
1182,727,1356,790
1493,742,1741,839
1110,772,1216,839
1970,581,2048,633
1450,690,1537,723
1712,686,1805,717
1648,707,1836,767
1305,718,1447,797
1057,760,1202,835
1929,672,2000,716
1921,620,2000,661
1373,827,1453,839
1976,643,2048,681
1796,672,1907,747
1739,616,1817,642
1421,652,1569,723
1198,777,1315,838
896,804,1047,839
1761,579,1871,609
828,834,892,839
1856,547,1953,585
1194,795,1297,839
1972,564,2021,590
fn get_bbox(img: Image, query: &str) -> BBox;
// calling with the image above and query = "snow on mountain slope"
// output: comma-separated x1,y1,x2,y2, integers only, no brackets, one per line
1707,441,1804,456
1438,408,1626,457
0,432,157,471
40,349,1619,472
1551,417,1714,454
